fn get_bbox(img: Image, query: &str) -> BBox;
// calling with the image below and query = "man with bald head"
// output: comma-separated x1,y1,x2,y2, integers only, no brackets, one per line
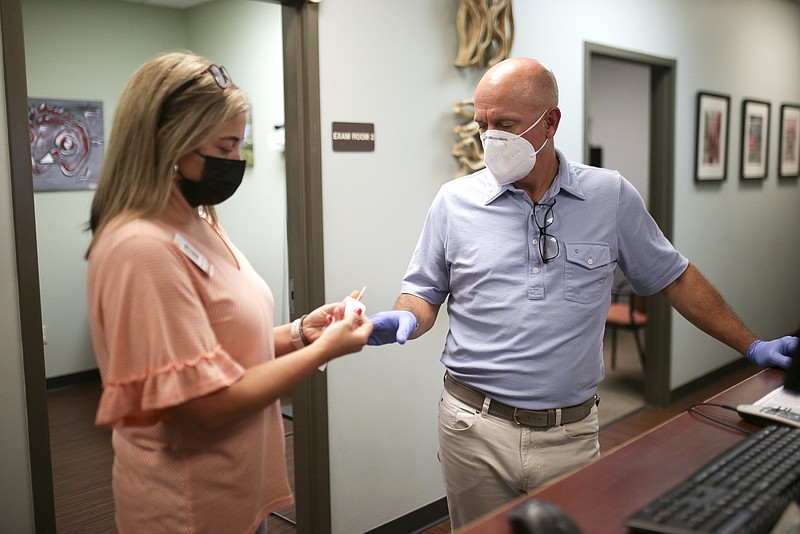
368,58,797,527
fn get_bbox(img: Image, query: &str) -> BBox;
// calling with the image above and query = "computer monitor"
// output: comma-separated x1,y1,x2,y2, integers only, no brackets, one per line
784,339,800,393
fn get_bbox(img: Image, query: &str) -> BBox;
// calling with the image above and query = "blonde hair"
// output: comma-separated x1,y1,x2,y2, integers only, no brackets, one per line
87,51,249,251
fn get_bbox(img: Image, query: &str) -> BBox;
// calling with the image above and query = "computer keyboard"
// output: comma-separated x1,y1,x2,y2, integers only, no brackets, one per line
625,424,800,534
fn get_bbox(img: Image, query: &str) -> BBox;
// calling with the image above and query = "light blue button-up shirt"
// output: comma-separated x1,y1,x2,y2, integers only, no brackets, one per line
401,149,688,409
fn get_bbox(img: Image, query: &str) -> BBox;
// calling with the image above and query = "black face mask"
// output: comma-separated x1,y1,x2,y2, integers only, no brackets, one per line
179,153,246,207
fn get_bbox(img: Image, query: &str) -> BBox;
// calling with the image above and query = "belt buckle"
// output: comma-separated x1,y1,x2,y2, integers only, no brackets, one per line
512,408,523,426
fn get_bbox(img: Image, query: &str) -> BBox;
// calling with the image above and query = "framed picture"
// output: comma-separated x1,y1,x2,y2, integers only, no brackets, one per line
694,92,730,181
778,104,800,178
28,98,104,191
740,99,771,180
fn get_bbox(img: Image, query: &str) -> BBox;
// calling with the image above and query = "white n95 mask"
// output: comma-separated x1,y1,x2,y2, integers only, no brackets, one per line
480,108,549,185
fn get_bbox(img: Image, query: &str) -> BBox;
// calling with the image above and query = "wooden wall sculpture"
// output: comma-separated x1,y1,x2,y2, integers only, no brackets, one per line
454,0,514,68
451,99,485,178
452,1,513,177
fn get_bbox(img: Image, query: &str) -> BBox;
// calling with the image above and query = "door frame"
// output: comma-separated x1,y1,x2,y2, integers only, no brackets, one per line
584,42,677,407
281,1,331,532
4,0,330,531
1,0,55,530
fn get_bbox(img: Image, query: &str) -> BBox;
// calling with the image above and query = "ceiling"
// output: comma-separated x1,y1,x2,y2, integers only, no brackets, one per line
114,0,797,10
113,0,214,9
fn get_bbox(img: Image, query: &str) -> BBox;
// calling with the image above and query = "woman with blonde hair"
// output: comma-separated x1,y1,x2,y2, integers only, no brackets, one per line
87,51,372,533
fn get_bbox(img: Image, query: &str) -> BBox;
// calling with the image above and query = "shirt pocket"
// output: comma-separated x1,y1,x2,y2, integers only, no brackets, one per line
563,242,614,304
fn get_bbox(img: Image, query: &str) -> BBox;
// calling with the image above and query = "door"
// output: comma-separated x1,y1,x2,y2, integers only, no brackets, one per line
6,0,329,531
585,43,677,407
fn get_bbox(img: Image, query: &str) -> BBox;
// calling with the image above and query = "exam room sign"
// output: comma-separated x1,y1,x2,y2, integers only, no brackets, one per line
332,122,374,152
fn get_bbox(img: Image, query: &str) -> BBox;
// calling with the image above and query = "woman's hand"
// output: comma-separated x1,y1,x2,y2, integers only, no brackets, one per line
315,311,373,360
301,301,346,343
299,299,372,361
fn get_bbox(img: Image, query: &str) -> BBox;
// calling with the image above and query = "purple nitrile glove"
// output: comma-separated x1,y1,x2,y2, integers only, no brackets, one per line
746,336,799,369
367,310,418,346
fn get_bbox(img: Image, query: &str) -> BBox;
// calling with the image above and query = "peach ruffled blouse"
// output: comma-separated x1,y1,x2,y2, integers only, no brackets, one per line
87,191,292,533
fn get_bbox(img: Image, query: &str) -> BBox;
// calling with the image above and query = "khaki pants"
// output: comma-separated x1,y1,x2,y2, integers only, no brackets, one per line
437,388,600,529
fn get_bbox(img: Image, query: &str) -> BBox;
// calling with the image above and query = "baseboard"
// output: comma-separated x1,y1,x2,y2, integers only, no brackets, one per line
669,358,753,402
365,497,448,534
46,368,101,391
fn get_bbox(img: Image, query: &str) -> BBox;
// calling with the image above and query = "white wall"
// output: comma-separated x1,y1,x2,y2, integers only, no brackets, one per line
0,19,36,531
23,0,287,379
317,2,477,531
317,0,800,531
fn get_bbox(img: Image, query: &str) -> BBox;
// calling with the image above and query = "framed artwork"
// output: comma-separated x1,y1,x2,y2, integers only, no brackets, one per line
778,104,800,178
740,99,770,180
694,92,730,181
28,98,104,191
28,98,103,191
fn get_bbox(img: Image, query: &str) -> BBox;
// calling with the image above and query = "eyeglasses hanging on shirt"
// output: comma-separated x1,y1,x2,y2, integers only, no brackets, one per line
533,199,559,263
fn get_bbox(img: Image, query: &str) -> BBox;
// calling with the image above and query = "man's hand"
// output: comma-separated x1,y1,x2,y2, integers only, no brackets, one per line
367,310,418,346
746,336,799,369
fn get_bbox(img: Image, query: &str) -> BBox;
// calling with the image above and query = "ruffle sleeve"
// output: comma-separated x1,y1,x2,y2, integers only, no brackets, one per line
95,344,245,428
88,226,250,429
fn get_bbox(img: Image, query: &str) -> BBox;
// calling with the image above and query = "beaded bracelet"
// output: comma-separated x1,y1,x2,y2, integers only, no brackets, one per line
298,314,311,346
290,314,310,349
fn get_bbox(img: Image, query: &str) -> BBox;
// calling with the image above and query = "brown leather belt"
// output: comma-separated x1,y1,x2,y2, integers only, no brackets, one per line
443,373,598,429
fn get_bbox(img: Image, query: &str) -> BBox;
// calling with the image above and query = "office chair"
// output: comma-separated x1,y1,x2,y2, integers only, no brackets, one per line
606,280,647,370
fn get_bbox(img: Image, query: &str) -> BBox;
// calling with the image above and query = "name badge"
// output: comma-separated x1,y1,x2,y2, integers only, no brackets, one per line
173,233,214,277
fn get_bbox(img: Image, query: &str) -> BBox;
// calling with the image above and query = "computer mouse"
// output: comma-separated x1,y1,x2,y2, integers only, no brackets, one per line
507,499,582,534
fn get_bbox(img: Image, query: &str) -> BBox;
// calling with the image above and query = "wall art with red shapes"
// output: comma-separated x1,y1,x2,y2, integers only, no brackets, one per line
28,98,104,191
